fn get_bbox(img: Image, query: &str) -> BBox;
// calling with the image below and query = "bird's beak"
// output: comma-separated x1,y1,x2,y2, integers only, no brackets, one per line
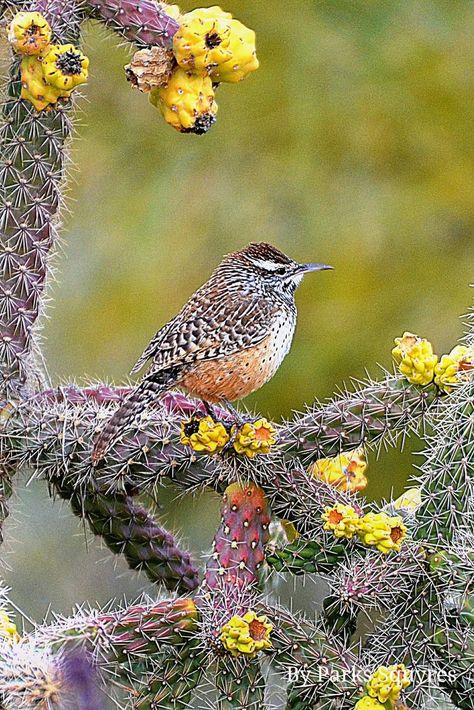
298,263,334,274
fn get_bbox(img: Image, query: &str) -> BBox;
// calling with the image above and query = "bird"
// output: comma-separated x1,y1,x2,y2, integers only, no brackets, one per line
91,242,332,463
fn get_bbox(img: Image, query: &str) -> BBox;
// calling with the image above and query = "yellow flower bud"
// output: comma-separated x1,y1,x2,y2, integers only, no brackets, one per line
151,67,218,134
357,512,407,554
41,44,89,91
220,611,272,657
354,697,385,710
232,418,277,457
366,664,411,703
321,503,360,540
434,345,474,392
393,487,422,512
392,332,438,386
8,11,52,56
0,611,21,643
180,415,230,454
311,447,368,493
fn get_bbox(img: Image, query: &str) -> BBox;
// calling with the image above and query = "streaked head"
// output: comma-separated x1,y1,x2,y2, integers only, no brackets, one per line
226,242,333,293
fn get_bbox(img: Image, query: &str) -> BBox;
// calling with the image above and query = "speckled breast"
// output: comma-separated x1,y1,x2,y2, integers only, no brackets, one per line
178,310,296,402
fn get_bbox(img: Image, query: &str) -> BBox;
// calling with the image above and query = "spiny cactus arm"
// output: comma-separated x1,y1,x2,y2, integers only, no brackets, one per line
36,597,198,661
52,476,200,592
413,379,474,545
266,535,348,576
260,603,362,709
214,656,266,710
86,0,180,47
0,389,213,496
136,640,206,710
0,0,85,403
284,374,437,462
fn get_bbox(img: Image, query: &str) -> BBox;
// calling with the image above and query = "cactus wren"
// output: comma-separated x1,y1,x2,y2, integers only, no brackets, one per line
92,242,332,463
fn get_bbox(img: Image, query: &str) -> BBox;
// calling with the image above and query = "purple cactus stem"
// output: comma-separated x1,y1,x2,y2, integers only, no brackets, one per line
86,0,180,47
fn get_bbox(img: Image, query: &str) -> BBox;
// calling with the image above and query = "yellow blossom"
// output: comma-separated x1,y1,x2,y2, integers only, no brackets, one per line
20,55,71,111
180,415,229,453
392,332,438,386
312,447,368,493
366,664,411,703
0,611,21,643
210,19,259,83
220,611,272,657
8,11,52,55
393,487,422,512
354,697,385,710
434,345,474,392
232,418,277,457
322,504,360,540
357,512,407,554
41,44,89,91
151,67,217,133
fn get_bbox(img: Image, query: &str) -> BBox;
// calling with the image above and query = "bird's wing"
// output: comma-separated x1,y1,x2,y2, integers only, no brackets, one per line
130,293,278,375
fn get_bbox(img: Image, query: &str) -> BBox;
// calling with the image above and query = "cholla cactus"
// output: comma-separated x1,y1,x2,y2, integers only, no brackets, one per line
0,1,473,708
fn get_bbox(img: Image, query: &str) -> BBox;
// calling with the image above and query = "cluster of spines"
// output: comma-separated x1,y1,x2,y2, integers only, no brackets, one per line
284,373,437,462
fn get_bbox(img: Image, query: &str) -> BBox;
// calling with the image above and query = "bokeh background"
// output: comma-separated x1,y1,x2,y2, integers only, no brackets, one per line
2,0,474,626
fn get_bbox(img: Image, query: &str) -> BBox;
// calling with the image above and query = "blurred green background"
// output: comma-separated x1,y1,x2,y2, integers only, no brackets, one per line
3,0,474,624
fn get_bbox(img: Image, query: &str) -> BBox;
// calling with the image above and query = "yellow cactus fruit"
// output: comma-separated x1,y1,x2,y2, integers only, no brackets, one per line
172,6,233,73
0,610,21,643
434,345,474,392
393,487,422,512
41,44,89,91
357,511,407,554
392,331,438,386
321,503,360,540
150,67,217,134
125,47,175,92
366,664,411,703
8,11,52,56
180,415,229,454
353,697,385,710
232,418,277,458
210,19,258,83
20,55,71,112
311,447,368,493
220,611,272,657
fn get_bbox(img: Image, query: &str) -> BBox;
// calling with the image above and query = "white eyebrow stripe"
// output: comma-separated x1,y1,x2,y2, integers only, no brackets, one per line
251,258,285,271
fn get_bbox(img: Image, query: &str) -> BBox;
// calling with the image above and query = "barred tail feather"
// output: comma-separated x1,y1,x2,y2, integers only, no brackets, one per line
91,377,167,464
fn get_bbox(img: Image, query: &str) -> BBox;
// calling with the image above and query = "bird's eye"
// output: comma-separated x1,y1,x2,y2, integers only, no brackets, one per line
273,267,287,276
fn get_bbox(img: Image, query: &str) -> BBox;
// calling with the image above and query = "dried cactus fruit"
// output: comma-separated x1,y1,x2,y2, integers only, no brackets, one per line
125,46,175,92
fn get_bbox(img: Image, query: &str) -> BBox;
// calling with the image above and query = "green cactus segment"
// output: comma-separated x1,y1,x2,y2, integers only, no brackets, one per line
414,379,474,545
266,537,347,576
138,641,206,710
263,604,361,708
214,656,266,710
431,599,474,710
87,0,180,47
54,474,199,592
285,375,437,462
204,482,271,593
